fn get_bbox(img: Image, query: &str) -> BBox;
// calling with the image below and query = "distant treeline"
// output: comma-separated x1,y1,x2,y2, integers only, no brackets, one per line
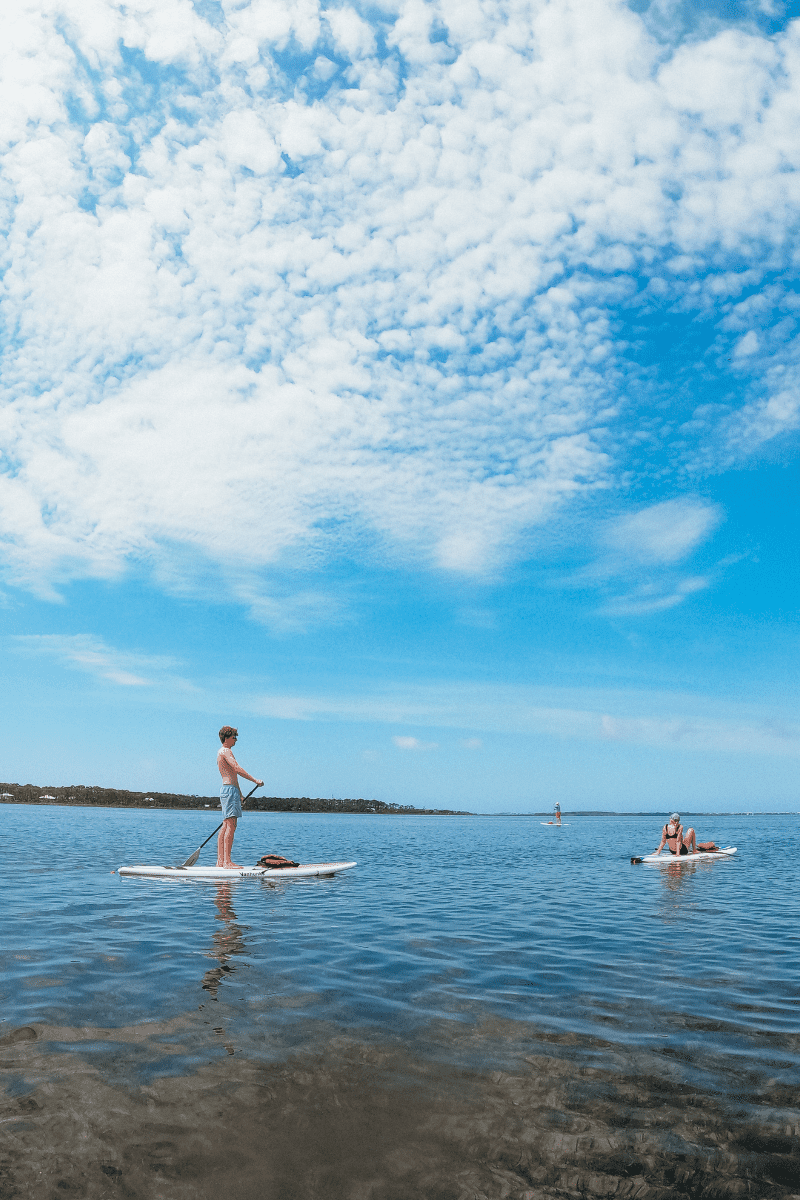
0,783,471,816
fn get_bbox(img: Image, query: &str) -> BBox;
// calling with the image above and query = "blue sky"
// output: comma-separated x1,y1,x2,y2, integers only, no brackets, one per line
2,0,799,812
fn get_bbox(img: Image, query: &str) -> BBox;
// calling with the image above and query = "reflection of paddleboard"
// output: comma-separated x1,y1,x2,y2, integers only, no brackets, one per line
632,848,736,865
540,822,570,825
117,861,357,880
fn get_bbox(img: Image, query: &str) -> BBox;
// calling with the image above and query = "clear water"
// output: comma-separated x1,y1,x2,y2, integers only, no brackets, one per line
2,805,798,1099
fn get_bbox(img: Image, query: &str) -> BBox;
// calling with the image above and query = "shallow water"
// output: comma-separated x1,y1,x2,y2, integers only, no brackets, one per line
2,805,799,1198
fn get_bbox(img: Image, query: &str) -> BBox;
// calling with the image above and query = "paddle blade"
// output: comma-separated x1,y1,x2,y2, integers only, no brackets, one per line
181,820,224,867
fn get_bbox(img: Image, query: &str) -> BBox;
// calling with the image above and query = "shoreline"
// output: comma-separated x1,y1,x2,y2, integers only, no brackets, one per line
2,792,795,816
0,784,472,816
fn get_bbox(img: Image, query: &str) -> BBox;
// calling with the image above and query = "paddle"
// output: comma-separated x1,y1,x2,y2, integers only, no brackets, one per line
181,784,262,867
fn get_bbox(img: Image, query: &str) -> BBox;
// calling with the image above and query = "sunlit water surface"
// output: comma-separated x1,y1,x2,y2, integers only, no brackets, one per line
2,805,798,1100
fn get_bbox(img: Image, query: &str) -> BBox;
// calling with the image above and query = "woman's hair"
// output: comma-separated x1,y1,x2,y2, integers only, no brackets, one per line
219,725,238,743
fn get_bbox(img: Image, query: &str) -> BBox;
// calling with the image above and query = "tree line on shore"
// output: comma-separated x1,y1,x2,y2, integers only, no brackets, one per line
0,783,471,815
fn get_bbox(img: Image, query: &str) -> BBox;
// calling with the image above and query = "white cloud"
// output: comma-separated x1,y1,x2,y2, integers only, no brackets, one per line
604,499,723,565
10,634,187,687
0,0,798,614
556,497,724,615
13,629,799,759
392,735,439,750
715,388,800,462
733,330,759,358
326,7,376,59
598,574,710,616
253,679,800,757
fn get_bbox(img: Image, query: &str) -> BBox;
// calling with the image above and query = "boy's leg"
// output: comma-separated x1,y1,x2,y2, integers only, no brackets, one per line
217,817,234,866
219,817,240,868
227,816,240,867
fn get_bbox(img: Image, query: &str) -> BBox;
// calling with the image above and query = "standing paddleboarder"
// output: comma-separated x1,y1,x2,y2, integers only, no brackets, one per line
217,726,263,869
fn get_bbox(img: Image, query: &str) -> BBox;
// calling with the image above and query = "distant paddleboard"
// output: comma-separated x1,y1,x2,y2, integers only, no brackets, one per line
117,861,357,880
540,822,570,825
631,848,736,865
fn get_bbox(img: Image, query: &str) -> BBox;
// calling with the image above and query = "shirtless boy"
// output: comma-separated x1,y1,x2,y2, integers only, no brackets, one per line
217,726,263,868
653,813,717,857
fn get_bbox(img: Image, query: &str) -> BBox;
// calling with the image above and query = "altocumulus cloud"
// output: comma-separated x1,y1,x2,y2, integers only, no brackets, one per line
1,0,799,616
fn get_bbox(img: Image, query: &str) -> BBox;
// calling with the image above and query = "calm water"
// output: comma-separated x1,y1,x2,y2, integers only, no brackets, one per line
2,805,799,1095
3,804,800,1198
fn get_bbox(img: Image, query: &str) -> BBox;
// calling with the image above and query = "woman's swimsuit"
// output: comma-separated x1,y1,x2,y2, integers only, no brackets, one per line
664,826,689,854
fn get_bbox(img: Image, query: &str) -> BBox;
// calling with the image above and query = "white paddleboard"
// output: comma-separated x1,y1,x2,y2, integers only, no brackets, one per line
117,860,357,880
634,847,736,865
540,822,570,825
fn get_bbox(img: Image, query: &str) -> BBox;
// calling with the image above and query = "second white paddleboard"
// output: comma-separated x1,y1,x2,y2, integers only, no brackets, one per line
634,848,736,865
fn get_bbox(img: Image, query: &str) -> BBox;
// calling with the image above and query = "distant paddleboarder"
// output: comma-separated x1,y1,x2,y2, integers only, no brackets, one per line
217,726,263,869
554,802,562,826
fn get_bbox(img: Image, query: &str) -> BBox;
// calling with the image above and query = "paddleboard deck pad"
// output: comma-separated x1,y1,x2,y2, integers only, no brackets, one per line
632,847,736,865
118,861,357,880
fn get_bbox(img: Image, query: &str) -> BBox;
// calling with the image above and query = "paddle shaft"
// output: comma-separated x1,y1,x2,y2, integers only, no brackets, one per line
182,783,261,867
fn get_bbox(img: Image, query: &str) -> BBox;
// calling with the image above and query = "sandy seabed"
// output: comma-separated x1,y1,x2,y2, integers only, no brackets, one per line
1,1020,799,1200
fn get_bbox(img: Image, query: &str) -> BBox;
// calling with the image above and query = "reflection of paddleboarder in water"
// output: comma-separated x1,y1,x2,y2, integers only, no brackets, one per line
201,883,247,998
217,726,263,869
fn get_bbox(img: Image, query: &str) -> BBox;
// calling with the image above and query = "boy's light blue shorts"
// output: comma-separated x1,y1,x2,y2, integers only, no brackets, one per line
220,784,242,819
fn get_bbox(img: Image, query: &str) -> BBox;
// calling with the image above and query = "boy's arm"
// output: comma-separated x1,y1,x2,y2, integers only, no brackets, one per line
231,751,263,786
236,765,261,784
221,746,263,787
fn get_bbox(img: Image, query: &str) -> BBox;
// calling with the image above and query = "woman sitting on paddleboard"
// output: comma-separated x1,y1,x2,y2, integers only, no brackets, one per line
654,813,717,857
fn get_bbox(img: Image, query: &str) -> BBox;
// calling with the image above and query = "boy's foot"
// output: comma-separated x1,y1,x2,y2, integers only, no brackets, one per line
222,862,242,869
